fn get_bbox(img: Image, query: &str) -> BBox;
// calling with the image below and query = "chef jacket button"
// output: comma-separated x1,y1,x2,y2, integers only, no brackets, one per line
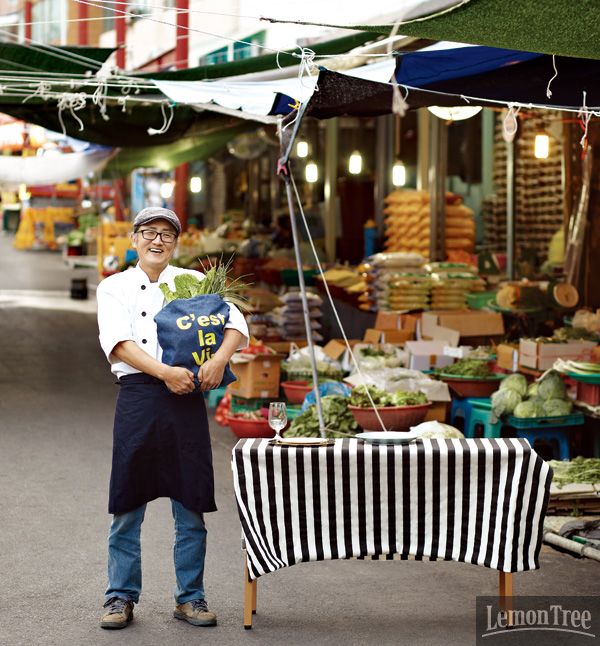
142,339,147,344
141,311,147,316
141,285,146,290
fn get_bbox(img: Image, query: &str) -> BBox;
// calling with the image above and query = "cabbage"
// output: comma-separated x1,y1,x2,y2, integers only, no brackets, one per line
491,388,522,418
537,370,567,401
527,382,539,398
514,400,545,418
542,398,573,417
499,373,528,396
412,421,465,439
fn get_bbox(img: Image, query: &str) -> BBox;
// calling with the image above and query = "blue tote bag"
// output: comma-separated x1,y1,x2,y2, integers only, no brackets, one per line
154,293,237,388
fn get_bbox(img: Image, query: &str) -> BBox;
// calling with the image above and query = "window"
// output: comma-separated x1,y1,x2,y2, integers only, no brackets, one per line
32,0,63,43
200,31,266,66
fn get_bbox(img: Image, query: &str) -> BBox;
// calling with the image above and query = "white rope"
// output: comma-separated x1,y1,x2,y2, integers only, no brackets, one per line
57,92,87,135
387,20,408,116
296,47,318,90
147,101,174,135
546,54,558,99
578,90,593,147
288,169,389,433
502,104,520,142
22,80,52,103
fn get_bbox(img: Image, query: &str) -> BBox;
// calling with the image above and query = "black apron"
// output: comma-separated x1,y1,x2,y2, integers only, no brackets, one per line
108,374,216,515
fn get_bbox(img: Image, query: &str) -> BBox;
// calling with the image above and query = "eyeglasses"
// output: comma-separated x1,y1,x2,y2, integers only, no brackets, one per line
138,229,177,243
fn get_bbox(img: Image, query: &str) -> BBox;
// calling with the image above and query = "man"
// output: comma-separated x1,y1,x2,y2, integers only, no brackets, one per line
96,207,248,630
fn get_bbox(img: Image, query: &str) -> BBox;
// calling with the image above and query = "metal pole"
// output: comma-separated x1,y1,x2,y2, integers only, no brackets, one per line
506,138,516,280
174,0,189,230
283,174,326,436
417,108,430,191
323,118,338,262
428,116,448,261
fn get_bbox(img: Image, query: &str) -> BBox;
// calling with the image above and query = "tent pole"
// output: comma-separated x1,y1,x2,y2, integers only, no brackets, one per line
506,137,516,280
324,118,339,263
283,172,326,437
429,116,448,261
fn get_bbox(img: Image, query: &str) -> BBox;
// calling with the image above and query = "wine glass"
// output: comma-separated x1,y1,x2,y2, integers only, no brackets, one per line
268,402,287,441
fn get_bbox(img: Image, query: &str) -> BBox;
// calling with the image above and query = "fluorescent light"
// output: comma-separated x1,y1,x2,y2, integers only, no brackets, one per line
348,150,362,175
534,133,550,159
190,176,202,193
296,140,309,158
305,161,318,183
428,106,482,121
160,181,174,199
392,161,406,187
81,199,92,208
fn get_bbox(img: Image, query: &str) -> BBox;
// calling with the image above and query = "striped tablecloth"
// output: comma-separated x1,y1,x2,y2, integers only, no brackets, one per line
232,438,553,580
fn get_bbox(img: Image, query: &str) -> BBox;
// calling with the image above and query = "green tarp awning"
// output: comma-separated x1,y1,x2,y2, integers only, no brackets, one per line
275,0,600,60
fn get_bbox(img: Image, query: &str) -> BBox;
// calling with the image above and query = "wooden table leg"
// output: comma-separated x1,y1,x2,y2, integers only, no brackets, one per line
244,560,256,629
499,572,513,627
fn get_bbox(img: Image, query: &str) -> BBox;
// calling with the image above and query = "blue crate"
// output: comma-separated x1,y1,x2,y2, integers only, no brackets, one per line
507,412,584,429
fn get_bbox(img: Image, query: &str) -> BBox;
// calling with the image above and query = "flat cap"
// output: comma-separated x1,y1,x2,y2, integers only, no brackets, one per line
133,207,181,234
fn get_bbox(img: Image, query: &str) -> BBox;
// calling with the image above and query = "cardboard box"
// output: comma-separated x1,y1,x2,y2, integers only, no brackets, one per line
229,354,282,399
266,341,307,355
424,401,448,423
363,328,414,344
421,310,505,339
496,343,519,372
519,339,596,370
405,340,455,371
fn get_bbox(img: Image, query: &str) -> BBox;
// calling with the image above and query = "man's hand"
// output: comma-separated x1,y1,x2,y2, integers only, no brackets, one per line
162,366,196,394
198,356,227,391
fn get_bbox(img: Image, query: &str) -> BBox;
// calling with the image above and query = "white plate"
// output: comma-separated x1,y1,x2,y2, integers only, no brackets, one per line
272,437,334,446
356,430,424,444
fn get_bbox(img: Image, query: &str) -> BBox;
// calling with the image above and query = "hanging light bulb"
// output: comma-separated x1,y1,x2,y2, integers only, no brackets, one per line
428,106,482,121
190,176,202,193
392,161,406,187
296,140,309,158
160,181,174,199
534,133,550,159
348,150,362,175
18,183,30,201
305,161,319,183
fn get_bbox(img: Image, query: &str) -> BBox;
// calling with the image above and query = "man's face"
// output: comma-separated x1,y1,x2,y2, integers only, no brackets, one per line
132,218,178,272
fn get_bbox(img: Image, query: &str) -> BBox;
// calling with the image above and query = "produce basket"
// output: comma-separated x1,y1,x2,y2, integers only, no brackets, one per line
347,403,431,432
227,415,274,439
281,380,313,404
507,412,584,429
438,374,503,398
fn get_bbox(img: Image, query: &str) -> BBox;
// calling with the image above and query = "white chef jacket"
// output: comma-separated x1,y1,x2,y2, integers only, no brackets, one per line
96,263,249,380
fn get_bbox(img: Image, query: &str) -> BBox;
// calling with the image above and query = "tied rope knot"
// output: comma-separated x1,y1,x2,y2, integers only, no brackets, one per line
57,92,87,135
296,47,318,89
92,68,113,122
502,104,520,143
387,20,408,116
23,80,52,103
148,102,175,136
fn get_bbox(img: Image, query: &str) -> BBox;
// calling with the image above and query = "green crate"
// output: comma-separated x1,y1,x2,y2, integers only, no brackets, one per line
231,395,274,414
286,405,303,420
466,291,498,310
281,268,319,286
507,412,584,429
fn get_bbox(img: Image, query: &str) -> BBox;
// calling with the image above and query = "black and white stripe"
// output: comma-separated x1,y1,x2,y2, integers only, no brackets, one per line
232,438,553,581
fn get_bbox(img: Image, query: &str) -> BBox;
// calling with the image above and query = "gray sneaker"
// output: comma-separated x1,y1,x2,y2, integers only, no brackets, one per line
173,599,217,626
100,597,134,629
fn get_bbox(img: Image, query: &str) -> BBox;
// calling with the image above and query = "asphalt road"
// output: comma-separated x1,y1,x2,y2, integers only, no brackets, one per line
0,234,597,646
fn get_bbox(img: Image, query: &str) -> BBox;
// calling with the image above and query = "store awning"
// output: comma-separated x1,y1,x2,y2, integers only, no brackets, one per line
0,145,115,188
261,0,600,61
103,122,250,176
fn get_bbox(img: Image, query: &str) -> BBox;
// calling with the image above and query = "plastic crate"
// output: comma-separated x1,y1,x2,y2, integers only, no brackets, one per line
466,291,498,310
577,381,600,406
231,395,281,414
281,268,318,286
507,412,584,429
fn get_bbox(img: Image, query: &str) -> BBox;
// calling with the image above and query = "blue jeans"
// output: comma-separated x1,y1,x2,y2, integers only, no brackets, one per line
105,499,207,604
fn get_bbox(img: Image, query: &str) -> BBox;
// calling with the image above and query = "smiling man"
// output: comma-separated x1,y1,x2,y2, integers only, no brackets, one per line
96,207,248,630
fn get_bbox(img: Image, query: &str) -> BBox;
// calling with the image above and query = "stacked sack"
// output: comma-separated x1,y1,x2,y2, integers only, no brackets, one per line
273,291,323,342
383,190,476,258
426,262,486,310
368,252,427,311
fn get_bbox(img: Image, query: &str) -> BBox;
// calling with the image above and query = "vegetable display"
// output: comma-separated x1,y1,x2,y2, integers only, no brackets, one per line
548,457,600,488
159,258,249,311
286,396,359,438
348,384,428,408
491,370,574,419
436,358,494,378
